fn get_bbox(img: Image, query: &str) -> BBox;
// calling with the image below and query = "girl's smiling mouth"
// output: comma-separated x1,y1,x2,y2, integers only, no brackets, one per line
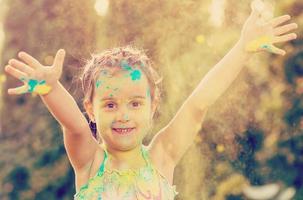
112,127,136,135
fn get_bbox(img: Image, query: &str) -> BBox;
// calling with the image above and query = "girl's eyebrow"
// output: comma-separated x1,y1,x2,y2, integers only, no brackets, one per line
101,95,146,101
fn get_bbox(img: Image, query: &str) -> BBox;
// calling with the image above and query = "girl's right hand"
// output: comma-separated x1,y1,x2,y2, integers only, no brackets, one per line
4,49,66,95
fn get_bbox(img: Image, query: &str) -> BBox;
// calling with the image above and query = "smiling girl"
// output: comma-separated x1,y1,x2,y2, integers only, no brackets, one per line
4,1,298,199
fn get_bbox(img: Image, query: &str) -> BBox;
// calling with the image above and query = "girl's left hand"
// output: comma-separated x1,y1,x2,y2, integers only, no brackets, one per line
240,0,298,56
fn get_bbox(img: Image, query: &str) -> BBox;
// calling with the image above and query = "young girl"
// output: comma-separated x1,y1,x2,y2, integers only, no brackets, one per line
4,1,298,199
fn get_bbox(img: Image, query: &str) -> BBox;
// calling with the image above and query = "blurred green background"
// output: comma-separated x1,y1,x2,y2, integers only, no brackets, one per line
0,0,302,199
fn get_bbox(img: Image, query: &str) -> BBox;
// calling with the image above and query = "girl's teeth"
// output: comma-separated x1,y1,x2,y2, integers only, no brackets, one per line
114,128,134,133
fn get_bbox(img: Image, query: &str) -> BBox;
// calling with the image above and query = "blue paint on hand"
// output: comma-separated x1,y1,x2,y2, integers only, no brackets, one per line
27,79,49,93
28,79,39,92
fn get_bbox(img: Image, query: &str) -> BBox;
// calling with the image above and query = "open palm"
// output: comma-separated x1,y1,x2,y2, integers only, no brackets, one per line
4,49,66,95
241,0,298,55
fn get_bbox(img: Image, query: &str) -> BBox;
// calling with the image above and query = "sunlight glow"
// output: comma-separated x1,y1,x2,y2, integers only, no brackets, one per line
94,0,109,16
209,0,226,27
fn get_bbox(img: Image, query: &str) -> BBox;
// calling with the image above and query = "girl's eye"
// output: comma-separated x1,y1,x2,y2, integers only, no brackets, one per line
105,102,116,109
131,101,141,108
103,101,142,109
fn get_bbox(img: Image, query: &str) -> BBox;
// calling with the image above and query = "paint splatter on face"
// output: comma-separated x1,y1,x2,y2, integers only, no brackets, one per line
96,59,142,90
95,60,144,100
123,114,129,121
120,60,141,81
93,67,153,151
121,60,132,71
96,80,102,88
130,70,141,81
146,88,151,99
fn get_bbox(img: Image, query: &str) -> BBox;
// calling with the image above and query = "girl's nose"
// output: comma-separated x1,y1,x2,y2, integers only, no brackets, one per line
121,114,129,121
116,111,129,122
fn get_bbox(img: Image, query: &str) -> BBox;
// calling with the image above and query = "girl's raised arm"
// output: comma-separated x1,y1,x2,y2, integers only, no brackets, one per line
149,0,298,167
4,49,99,172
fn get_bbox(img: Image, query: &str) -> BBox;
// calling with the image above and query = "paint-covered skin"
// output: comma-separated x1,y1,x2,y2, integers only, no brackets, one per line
92,61,153,156
5,49,66,96
27,79,52,94
146,88,151,99
130,70,142,81
96,80,102,88
240,0,298,56
74,145,178,200
17,77,52,95
95,60,144,101
96,60,142,89
245,35,275,53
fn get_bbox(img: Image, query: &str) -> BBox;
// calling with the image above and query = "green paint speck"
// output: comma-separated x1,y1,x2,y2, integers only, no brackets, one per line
146,88,150,98
121,60,132,71
261,44,271,51
130,70,141,81
96,80,102,88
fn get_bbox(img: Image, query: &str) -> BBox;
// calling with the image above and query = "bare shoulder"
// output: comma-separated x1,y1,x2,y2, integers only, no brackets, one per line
146,143,175,185
74,145,105,192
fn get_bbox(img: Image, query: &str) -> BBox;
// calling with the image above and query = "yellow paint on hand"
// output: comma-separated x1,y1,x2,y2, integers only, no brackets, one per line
245,36,273,52
34,84,52,95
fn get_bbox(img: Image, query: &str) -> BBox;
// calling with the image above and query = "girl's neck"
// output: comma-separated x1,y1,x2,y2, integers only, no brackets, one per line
103,144,146,170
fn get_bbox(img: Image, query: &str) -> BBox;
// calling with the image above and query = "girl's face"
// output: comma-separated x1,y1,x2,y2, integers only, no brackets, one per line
91,66,154,151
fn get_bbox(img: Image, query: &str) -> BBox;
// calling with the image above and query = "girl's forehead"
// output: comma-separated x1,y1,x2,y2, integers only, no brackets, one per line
94,68,150,99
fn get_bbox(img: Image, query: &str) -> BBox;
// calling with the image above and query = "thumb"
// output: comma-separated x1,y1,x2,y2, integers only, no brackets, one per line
53,49,66,71
250,0,263,19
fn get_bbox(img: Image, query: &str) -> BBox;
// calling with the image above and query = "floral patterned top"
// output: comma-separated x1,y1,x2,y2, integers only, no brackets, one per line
74,145,178,200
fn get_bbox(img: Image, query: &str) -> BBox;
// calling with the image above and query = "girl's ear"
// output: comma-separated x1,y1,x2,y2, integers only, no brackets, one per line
84,100,95,122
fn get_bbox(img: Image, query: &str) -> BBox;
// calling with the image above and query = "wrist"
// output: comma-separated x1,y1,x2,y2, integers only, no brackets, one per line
236,38,253,60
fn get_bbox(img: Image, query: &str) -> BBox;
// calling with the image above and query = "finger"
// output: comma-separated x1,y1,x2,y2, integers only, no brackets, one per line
261,44,286,55
8,59,34,76
269,15,291,28
4,65,28,82
53,49,66,71
249,7,260,21
8,85,28,95
249,1,261,20
273,33,297,43
18,51,41,69
273,23,298,36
